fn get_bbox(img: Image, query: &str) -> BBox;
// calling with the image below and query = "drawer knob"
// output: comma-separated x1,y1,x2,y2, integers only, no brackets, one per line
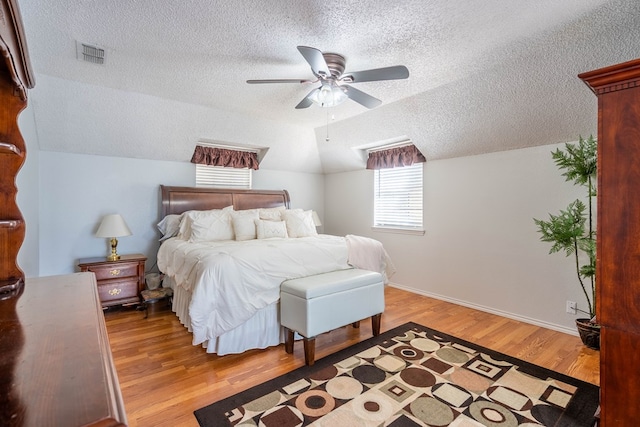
108,288,122,296
109,269,121,276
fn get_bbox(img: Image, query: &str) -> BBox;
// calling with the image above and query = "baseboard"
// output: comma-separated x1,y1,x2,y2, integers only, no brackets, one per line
387,282,579,337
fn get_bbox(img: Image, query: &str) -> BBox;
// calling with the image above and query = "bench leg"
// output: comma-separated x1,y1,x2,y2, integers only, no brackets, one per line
371,313,382,336
303,337,316,366
285,328,294,354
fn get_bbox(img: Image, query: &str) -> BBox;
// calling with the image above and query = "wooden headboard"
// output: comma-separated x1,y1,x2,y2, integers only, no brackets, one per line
160,185,291,217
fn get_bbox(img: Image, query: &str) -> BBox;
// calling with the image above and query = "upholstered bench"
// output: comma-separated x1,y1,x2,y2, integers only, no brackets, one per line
280,268,385,365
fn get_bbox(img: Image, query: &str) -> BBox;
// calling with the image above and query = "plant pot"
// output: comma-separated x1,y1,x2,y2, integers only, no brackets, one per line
576,318,600,350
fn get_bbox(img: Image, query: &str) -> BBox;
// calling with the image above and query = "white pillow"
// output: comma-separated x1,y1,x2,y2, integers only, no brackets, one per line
157,214,182,241
255,219,288,239
231,209,259,241
184,206,234,242
282,209,318,238
176,212,193,240
258,206,286,221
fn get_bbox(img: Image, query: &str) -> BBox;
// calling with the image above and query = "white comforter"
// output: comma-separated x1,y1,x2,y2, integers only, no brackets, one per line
158,234,388,346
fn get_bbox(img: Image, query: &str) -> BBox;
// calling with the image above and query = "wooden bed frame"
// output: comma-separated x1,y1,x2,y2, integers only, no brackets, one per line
160,185,291,218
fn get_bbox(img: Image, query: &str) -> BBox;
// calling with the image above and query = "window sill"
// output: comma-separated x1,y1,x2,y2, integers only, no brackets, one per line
371,226,425,236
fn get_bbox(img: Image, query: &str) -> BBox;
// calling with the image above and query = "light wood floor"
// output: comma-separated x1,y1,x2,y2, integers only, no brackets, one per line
104,286,600,427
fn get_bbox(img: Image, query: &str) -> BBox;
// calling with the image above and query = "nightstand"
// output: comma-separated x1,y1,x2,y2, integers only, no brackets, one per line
78,254,146,308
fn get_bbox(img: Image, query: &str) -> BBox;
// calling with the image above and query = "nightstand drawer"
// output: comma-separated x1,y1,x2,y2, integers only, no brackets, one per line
78,254,146,308
89,263,139,281
97,279,139,304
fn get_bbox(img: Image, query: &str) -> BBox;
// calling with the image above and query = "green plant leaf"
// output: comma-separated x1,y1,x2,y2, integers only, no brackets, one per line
552,135,597,190
534,199,586,256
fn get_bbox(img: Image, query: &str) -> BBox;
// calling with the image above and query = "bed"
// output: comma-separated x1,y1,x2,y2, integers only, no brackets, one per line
156,185,394,355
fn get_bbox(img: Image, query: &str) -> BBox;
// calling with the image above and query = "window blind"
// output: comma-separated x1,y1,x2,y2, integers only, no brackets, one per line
195,164,252,189
374,162,423,229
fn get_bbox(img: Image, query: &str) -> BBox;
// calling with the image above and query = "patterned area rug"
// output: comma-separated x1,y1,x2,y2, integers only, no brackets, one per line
194,322,599,426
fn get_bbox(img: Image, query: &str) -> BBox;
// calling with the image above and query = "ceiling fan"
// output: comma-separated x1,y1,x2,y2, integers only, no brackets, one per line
247,46,409,109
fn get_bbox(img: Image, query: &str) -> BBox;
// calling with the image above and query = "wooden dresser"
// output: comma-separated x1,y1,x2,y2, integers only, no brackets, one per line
0,1,127,425
579,58,640,426
0,273,127,426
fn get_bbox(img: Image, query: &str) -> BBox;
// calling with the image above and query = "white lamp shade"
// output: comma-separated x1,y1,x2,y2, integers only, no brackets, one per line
96,214,132,238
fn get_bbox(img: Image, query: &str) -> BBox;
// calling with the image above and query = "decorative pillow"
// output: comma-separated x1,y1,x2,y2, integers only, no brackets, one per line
231,209,259,241
282,209,318,238
258,206,286,221
176,211,194,240
183,206,234,242
157,214,182,241
255,219,288,239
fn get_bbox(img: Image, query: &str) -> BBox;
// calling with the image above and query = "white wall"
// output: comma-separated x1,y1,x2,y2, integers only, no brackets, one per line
31,75,323,173
37,151,324,276
23,132,587,334
16,102,40,278
253,169,326,233
325,143,588,333
38,152,192,275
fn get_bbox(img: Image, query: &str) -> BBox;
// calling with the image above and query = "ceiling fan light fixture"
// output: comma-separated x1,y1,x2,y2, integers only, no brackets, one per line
248,46,408,109
310,83,348,107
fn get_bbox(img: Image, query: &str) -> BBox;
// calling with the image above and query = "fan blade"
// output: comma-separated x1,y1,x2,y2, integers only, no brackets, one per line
341,65,409,83
247,79,312,84
343,85,382,109
295,88,319,109
297,46,331,78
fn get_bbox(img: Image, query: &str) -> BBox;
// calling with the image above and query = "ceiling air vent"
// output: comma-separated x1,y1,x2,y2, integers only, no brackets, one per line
76,41,106,65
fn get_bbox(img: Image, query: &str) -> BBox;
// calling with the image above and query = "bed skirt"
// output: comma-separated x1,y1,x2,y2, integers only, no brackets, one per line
167,277,285,355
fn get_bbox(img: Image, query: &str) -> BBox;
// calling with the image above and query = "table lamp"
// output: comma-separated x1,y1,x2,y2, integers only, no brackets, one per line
96,214,132,261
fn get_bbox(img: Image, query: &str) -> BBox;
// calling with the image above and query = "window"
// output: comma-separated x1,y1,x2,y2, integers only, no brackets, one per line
191,141,264,189
195,164,252,189
373,162,423,231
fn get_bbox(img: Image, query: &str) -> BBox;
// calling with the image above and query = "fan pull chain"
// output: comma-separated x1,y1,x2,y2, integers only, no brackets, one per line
325,109,330,142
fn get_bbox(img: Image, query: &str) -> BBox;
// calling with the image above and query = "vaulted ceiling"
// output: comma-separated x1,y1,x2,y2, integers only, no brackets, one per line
18,0,640,173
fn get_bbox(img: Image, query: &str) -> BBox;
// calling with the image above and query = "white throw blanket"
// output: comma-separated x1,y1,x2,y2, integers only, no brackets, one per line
345,234,396,282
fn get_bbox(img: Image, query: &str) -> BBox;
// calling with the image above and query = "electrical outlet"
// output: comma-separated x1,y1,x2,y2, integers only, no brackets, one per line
566,300,577,314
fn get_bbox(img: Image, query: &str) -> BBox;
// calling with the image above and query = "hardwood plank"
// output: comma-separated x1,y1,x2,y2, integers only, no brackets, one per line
104,286,600,427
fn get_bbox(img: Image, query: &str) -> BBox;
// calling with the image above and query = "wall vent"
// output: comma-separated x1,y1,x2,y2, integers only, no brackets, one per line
76,41,106,65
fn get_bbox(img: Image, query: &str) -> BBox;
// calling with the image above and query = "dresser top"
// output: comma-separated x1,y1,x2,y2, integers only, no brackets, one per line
0,272,126,425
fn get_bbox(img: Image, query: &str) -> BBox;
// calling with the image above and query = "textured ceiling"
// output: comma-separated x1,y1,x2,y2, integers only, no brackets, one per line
17,0,640,173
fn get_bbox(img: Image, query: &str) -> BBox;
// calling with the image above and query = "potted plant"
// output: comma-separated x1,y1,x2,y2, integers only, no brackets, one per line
533,135,599,350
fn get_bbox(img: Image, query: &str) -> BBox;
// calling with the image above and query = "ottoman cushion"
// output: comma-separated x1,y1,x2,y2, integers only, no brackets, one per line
281,268,383,299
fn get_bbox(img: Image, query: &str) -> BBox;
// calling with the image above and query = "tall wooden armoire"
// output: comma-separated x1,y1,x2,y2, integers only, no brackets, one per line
579,59,640,426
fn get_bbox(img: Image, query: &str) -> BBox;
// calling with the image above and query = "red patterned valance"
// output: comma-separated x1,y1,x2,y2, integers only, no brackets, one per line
366,144,426,170
191,146,259,170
